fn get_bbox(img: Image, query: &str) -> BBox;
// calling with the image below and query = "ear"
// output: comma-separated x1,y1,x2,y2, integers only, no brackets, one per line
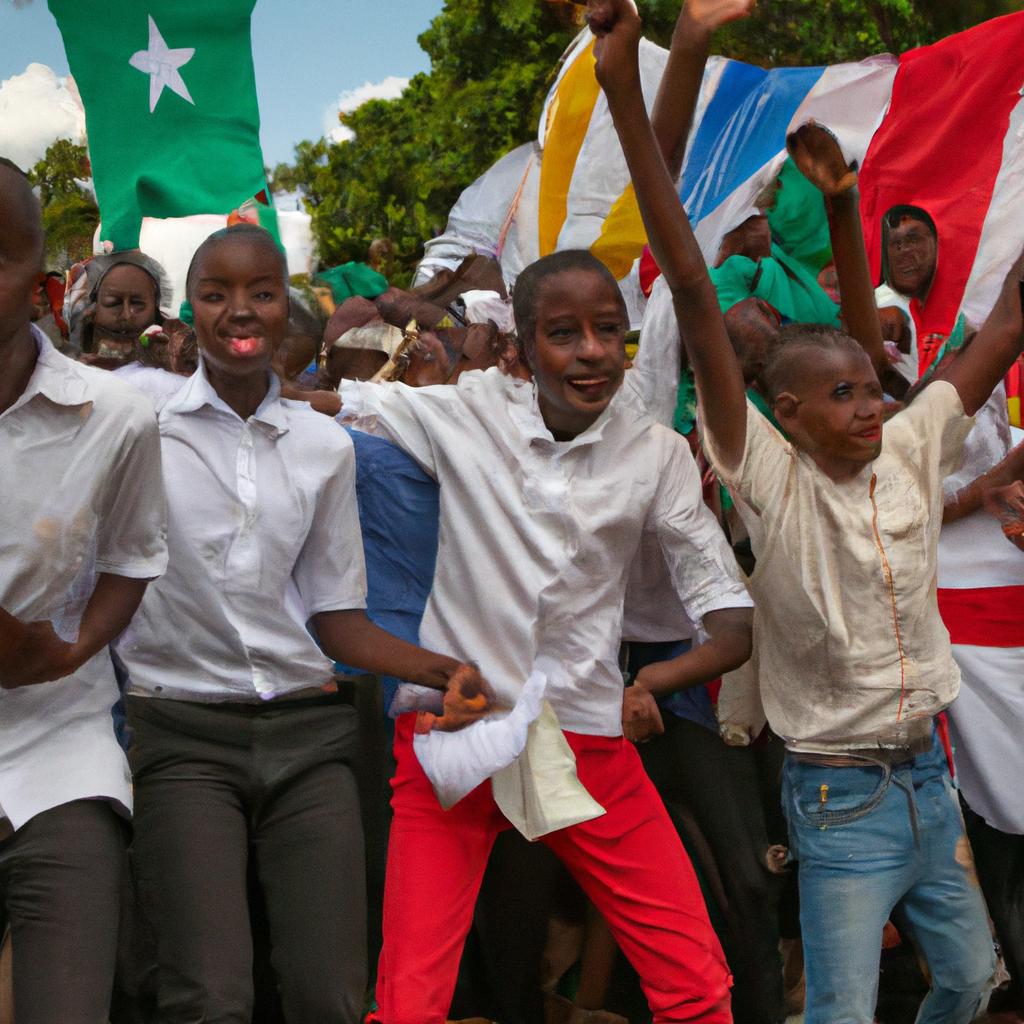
773,391,799,425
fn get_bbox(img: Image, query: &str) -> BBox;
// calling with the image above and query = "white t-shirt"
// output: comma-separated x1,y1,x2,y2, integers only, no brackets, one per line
118,360,367,702
0,327,168,829
342,367,750,736
704,380,974,752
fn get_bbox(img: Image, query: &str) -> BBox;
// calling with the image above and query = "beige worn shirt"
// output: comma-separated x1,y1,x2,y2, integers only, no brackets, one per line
703,380,973,753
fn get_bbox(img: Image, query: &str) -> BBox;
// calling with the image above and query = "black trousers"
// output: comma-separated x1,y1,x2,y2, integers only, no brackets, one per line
0,799,126,1024
638,710,787,1024
127,694,367,1024
963,801,1024,1012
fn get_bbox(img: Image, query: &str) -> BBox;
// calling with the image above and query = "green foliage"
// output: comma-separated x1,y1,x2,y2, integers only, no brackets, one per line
286,0,1023,282
28,140,99,266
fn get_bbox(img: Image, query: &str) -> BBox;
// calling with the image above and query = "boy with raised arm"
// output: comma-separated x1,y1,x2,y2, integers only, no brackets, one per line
593,1,1017,1020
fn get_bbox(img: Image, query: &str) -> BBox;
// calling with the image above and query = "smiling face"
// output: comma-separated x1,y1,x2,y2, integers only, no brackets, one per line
525,268,627,440
188,232,288,381
886,216,936,300
774,347,885,477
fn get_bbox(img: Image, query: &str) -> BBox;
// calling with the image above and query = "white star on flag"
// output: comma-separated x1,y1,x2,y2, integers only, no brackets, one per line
129,15,195,113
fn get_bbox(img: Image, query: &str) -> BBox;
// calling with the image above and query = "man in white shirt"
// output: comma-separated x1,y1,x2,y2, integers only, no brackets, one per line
344,245,754,1024
0,156,168,1024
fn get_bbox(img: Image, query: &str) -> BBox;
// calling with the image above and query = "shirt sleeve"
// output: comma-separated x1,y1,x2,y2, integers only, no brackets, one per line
887,379,974,480
648,431,753,627
292,435,368,616
700,398,793,519
94,400,169,578
339,379,454,478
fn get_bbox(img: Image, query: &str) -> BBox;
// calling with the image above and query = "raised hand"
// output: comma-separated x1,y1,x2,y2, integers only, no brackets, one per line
787,120,858,197
680,0,756,35
587,0,642,94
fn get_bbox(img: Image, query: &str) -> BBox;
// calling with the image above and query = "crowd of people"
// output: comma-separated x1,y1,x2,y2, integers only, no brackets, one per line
2,1,1024,1023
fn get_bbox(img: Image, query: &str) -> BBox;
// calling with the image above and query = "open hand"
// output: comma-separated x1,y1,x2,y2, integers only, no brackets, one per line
786,121,857,197
588,0,642,94
621,684,665,743
0,616,75,689
679,0,755,36
415,662,493,733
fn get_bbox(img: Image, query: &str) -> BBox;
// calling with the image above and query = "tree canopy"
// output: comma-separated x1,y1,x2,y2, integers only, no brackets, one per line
286,0,1022,284
28,139,98,267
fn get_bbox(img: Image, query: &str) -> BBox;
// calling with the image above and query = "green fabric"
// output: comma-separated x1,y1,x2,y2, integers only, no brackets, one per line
316,262,389,304
48,0,268,249
767,158,833,274
709,245,840,327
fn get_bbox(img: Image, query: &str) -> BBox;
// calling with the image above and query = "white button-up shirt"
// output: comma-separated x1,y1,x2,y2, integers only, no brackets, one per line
341,367,750,736
118,360,367,702
0,327,167,830
704,380,974,753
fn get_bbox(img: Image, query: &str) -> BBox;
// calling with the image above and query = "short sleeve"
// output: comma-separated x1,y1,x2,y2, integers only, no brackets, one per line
700,399,793,519
648,432,752,627
339,379,456,478
886,379,974,479
292,436,368,616
94,403,168,578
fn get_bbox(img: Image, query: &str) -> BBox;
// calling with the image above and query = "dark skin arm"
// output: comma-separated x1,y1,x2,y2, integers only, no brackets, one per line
944,439,1024,523
983,478,1024,551
590,0,748,468
312,609,491,731
785,122,909,397
943,251,1024,416
0,574,150,689
650,0,754,178
621,606,753,743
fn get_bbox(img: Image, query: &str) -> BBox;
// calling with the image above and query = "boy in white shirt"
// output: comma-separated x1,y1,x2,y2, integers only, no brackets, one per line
0,156,168,1023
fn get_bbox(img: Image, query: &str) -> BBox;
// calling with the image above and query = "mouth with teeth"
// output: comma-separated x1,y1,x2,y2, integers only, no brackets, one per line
567,375,611,400
228,336,261,356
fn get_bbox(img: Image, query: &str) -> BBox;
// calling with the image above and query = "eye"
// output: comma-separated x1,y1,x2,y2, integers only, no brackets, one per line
548,326,574,340
832,382,853,399
254,291,276,302
198,291,223,303
598,322,622,335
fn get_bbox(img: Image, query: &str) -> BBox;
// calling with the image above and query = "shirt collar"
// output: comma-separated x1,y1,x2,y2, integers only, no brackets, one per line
20,323,93,410
162,356,289,437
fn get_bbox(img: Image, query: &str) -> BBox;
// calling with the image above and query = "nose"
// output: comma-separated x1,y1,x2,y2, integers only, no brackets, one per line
578,323,605,360
227,289,255,322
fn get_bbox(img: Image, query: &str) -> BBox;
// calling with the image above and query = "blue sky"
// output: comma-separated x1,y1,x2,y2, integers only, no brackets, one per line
0,0,445,165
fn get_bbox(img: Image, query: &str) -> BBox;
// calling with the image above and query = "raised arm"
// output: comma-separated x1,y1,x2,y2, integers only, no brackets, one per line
651,0,754,179
785,122,899,390
591,0,748,467
943,251,1024,416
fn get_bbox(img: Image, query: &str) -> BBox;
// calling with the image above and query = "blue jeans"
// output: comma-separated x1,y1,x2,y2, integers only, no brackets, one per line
782,732,995,1024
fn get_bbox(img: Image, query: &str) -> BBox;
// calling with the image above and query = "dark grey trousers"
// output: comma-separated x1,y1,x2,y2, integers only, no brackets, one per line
126,694,367,1024
0,799,126,1024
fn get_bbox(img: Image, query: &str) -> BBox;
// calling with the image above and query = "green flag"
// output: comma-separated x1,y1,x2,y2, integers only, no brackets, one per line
48,0,269,249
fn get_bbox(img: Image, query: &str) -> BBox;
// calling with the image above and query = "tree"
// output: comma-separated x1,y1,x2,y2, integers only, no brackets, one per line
286,0,1023,282
28,140,99,266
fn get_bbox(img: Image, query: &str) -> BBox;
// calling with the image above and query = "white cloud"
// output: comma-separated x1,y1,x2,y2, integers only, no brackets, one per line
0,63,86,171
324,75,409,144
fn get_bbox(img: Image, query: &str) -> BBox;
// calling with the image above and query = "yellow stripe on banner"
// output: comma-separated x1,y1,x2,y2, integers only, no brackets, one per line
1009,396,1021,428
590,182,648,280
538,39,599,257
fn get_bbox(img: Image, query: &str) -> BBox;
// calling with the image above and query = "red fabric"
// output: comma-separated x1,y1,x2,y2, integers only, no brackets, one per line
639,244,661,298
370,714,732,1024
937,585,1024,647
858,12,1024,373
935,712,955,779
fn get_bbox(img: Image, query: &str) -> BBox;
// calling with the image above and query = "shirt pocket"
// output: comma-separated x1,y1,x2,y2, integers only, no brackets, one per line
872,468,926,542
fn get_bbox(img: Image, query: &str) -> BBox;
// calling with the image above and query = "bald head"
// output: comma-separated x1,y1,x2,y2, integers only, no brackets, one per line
0,158,45,347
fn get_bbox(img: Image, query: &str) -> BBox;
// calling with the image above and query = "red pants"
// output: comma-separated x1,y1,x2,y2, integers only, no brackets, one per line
371,715,733,1024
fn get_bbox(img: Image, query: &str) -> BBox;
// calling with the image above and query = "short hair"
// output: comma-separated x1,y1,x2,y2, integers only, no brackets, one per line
0,156,29,178
185,223,287,300
512,250,625,351
883,204,936,239
761,322,868,400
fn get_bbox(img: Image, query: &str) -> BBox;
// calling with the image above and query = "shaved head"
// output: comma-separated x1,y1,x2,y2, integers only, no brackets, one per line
1,158,45,348
0,158,44,266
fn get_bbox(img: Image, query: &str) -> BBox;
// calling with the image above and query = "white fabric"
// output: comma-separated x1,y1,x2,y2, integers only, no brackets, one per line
704,381,974,752
0,327,167,830
112,362,188,412
341,367,750,736
874,283,919,385
458,290,515,334
118,359,367,702
630,275,681,428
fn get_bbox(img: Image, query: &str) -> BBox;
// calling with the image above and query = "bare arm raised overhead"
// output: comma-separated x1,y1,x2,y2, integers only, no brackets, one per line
590,0,748,467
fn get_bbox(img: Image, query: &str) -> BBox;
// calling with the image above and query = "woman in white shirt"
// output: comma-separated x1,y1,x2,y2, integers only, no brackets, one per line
116,223,486,1024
